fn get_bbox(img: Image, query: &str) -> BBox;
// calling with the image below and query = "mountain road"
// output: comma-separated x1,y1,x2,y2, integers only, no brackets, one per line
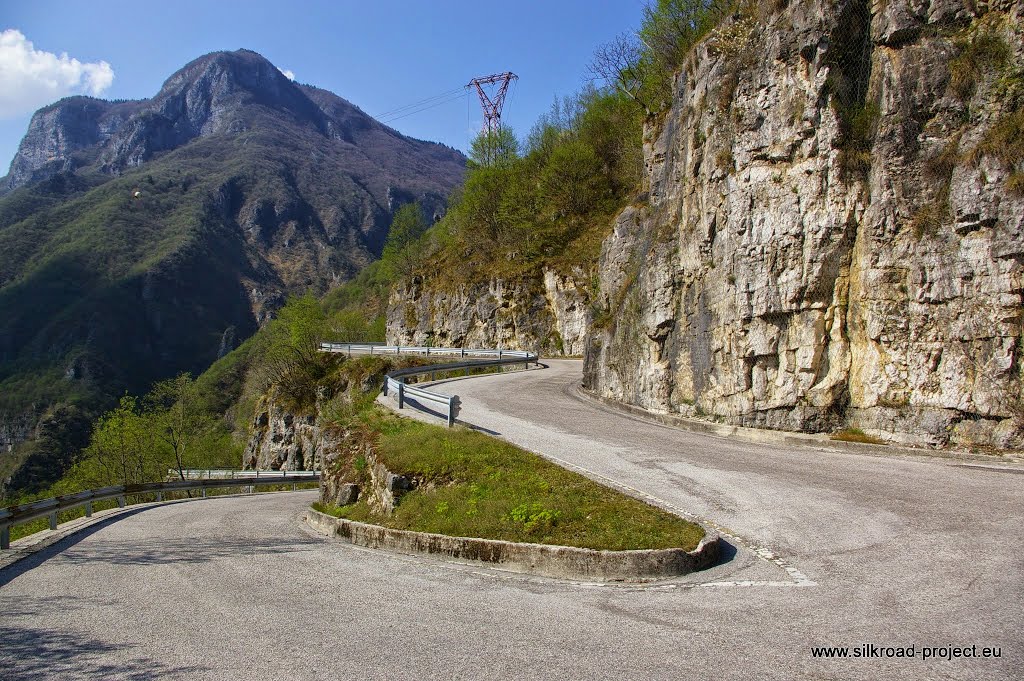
1,359,1021,680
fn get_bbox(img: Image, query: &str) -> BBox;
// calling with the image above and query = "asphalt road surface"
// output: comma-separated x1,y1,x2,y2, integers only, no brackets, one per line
2,360,1021,680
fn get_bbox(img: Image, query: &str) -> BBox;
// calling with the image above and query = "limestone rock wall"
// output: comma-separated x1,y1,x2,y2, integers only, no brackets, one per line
386,267,591,356
243,395,341,471
585,0,1024,448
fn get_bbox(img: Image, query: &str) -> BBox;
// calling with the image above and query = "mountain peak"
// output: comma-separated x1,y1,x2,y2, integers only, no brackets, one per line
5,49,331,188
157,49,288,96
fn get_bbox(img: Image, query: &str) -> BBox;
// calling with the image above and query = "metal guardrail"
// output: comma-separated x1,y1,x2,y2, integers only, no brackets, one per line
320,343,538,427
0,473,321,550
320,343,534,361
171,469,319,480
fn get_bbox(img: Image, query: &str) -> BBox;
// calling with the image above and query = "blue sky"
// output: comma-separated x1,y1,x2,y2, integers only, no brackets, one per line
0,0,647,172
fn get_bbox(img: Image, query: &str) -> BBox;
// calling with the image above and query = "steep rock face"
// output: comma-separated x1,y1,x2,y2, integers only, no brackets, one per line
243,395,341,471
0,412,34,452
585,1,1024,448
3,97,141,189
386,268,591,355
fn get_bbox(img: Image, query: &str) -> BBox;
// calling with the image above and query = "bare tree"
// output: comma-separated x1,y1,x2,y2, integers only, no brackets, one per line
589,33,653,114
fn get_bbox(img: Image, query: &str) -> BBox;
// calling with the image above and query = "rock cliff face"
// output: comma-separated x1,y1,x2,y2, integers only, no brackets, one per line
3,97,140,189
243,396,337,471
585,0,1024,448
386,268,591,355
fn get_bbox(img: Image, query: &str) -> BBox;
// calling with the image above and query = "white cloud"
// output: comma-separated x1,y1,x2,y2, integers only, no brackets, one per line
0,29,114,119
278,67,295,81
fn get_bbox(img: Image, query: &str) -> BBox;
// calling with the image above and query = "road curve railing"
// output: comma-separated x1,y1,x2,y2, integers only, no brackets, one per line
171,469,319,480
320,343,538,427
0,472,320,550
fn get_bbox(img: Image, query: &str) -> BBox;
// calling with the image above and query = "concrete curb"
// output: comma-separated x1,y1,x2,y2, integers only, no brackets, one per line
304,509,721,582
576,387,1024,466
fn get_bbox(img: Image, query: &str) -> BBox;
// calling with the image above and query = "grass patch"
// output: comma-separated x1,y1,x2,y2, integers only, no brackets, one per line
312,501,346,518
715,147,734,173
969,110,1024,195
320,408,705,552
1007,171,1024,196
949,28,1010,101
909,192,950,240
829,427,884,445
835,101,880,179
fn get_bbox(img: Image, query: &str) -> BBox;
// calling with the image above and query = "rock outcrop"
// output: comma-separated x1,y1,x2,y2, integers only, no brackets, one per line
243,395,340,472
244,393,415,514
585,1,1024,448
386,267,591,355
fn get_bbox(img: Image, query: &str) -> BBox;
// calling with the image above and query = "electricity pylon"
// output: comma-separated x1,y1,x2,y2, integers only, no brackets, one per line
467,72,518,133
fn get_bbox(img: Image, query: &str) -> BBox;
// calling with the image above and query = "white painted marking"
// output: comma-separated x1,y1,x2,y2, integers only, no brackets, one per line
530,449,817,588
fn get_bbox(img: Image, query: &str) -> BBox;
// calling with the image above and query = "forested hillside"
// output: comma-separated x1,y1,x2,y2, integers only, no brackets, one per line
0,49,465,496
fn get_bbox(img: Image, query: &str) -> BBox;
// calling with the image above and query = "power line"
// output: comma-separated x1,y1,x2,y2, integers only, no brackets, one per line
374,86,466,120
377,91,468,124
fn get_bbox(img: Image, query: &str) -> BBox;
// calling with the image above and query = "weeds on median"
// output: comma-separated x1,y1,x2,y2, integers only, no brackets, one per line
316,406,705,552
830,428,884,445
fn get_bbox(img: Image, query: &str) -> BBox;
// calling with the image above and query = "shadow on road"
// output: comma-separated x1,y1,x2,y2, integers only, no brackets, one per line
0,499,319,587
397,396,503,435
0,624,205,680
714,538,739,567
0,507,153,588
399,395,449,422
460,422,501,436
51,534,321,568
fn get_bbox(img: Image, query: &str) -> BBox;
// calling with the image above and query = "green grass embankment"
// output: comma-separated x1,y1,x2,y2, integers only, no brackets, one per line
314,407,705,552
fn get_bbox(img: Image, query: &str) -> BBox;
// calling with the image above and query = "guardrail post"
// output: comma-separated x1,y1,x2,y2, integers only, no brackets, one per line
49,512,57,530
292,483,296,492
461,347,465,358
398,382,405,409
201,488,207,498
85,502,92,517
117,496,126,508
156,492,163,502
1,526,9,550
448,396,461,427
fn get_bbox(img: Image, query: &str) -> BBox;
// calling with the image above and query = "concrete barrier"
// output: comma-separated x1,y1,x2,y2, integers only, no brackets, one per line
305,509,720,582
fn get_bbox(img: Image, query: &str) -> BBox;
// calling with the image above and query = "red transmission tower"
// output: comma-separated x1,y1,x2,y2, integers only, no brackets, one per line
467,72,518,133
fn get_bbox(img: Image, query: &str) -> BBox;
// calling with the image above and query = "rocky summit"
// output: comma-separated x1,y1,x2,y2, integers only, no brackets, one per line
0,49,466,473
